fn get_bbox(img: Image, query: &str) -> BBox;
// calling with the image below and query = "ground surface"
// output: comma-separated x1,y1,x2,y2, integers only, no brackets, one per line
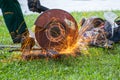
0,11,120,80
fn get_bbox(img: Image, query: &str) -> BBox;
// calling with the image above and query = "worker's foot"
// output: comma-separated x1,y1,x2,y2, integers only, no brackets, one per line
13,35,22,43
11,30,29,44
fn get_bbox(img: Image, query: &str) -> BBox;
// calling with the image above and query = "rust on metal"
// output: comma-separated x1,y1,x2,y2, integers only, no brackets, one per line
35,9,78,52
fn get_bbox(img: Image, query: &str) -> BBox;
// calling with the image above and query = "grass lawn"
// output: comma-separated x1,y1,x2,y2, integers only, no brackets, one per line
0,11,120,80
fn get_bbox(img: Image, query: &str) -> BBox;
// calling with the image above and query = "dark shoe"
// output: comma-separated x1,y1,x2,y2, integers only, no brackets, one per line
13,35,22,43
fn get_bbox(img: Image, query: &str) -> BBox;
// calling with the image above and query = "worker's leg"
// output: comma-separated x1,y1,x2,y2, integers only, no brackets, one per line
0,0,29,43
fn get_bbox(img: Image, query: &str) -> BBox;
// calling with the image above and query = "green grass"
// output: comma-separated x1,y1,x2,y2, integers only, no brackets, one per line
0,11,120,80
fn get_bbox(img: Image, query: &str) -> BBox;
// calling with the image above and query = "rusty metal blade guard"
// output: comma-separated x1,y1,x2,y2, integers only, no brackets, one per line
35,9,78,52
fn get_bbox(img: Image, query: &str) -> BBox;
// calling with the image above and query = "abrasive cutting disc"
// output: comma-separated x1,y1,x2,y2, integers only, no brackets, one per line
35,9,78,51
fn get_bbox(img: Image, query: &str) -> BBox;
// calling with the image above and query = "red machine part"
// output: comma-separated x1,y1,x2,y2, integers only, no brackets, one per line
35,9,78,52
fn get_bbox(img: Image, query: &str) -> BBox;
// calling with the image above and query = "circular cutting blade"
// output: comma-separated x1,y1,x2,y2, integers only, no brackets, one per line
35,9,78,51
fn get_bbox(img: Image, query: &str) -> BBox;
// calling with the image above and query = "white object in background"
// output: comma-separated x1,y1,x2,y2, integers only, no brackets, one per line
28,29,35,39
104,12,118,37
